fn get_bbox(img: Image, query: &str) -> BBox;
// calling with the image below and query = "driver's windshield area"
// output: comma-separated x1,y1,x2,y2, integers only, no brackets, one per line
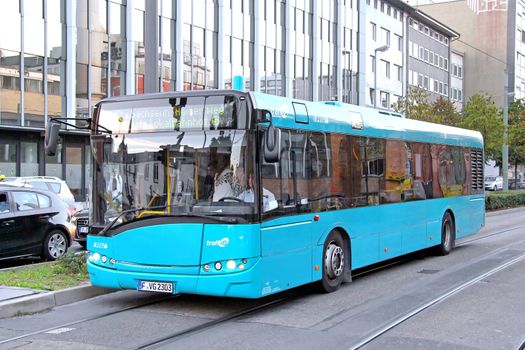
91,130,257,228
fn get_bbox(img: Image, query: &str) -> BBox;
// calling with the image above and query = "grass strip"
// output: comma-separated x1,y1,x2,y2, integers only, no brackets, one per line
0,253,88,291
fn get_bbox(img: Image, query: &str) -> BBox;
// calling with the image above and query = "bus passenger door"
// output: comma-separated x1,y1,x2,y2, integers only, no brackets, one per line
259,129,314,293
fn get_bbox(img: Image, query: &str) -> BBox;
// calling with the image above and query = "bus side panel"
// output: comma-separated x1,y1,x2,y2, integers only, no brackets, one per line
260,214,313,295
461,196,485,238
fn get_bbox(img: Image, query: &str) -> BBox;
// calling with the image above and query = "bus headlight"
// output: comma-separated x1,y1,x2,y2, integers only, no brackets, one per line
226,260,236,270
202,258,254,273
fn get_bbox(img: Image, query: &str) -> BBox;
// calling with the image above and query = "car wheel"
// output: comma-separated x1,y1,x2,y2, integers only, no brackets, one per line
42,230,68,261
436,212,455,256
493,185,497,191
318,230,347,293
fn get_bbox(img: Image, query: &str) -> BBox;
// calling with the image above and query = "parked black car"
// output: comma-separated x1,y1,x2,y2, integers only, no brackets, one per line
0,185,76,261
72,208,89,249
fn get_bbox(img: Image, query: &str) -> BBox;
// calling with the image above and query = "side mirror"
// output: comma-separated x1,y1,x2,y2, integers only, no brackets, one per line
44,122,61,156
263,125,281,163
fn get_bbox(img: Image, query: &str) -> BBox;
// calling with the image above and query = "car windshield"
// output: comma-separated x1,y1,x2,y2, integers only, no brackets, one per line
91,130,257,228
485,176,497,182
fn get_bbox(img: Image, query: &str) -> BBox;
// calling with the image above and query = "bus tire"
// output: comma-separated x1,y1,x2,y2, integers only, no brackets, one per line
437,212,455,256
318,230,347,293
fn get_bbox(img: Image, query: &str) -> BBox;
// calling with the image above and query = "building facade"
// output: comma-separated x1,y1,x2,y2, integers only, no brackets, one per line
418,0,524,107
0,0,458,201
450,50,465,111
363,0,406,108
405,11,458,104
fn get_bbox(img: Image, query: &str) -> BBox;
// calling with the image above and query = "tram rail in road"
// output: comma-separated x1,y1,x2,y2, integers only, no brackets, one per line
347,251,525,350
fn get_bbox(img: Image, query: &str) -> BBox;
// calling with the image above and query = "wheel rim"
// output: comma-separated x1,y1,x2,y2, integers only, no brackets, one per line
443,221,451,250
48,233,66,258
325,240,345,280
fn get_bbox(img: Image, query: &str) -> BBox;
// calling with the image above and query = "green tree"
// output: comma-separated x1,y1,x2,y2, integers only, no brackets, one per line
508,99,525,182
429,96,461,127
392,87,432,121
460,93,504,166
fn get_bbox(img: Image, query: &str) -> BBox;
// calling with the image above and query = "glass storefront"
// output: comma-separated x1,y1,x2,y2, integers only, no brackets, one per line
0,141,17,178
20,140,39,176
66,145,83,198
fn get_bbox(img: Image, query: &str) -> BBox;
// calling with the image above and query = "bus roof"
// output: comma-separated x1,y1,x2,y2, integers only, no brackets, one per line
250,92,483,148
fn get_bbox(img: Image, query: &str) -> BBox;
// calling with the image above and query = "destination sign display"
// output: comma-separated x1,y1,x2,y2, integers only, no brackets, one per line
99,96,238,133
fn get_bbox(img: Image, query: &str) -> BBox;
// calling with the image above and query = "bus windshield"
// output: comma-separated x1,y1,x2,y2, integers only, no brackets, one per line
91,130,257,229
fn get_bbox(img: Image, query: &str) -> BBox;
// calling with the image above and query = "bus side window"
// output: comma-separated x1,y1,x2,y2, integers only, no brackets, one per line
261,129,310,217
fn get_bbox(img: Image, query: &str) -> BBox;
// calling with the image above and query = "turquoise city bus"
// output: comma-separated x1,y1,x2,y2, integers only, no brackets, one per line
81,90,484,298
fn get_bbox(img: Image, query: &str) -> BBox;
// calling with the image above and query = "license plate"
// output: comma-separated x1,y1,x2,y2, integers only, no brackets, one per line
137,281,173,293
79,227,88,233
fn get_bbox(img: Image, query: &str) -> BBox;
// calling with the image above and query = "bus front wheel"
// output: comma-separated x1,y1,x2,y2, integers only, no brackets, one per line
437,212,455,256
318,230,347,293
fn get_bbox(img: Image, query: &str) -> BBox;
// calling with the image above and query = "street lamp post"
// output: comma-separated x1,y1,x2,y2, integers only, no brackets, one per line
374,44,389,108
502,69,511,191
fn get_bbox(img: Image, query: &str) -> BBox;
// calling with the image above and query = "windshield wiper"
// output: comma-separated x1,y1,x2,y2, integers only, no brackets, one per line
165,212,239,224
101,205,168,234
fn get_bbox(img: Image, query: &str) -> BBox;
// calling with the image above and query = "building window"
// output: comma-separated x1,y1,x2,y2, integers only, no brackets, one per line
381,28,390,46
371,55,376,73
380,91,390,108
396,65,402,81
397,35,402,51
371,22,377,41
383,60,390,78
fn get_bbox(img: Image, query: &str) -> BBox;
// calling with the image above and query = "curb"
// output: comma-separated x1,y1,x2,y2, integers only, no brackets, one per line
0,284,114,319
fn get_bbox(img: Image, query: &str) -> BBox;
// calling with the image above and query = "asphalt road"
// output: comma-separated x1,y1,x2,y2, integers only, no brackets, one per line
0,208,524,350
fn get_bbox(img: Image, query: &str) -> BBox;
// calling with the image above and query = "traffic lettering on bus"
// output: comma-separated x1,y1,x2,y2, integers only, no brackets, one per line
66,90,484,298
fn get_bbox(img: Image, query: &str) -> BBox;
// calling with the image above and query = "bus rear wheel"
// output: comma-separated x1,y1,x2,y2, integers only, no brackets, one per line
437,212,455,256
318,230,347,293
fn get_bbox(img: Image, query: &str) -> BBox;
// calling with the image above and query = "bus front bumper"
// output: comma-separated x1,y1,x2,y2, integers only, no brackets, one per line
87,259,263,299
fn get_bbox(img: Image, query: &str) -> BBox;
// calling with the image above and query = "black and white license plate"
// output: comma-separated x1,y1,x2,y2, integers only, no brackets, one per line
79,226,88,233
137,281,173,293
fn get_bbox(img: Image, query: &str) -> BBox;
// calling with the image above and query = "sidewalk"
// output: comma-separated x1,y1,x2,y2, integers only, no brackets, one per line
0,284,113,319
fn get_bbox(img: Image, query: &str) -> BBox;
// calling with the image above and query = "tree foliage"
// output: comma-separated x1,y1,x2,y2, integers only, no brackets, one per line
508,99,525,177
459,93,504,165
429,96,461,127
392,87,431,121
392,87,460,126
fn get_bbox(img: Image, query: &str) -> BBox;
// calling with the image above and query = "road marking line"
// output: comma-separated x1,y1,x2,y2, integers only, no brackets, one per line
46,327,75,334
348,252,525,350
